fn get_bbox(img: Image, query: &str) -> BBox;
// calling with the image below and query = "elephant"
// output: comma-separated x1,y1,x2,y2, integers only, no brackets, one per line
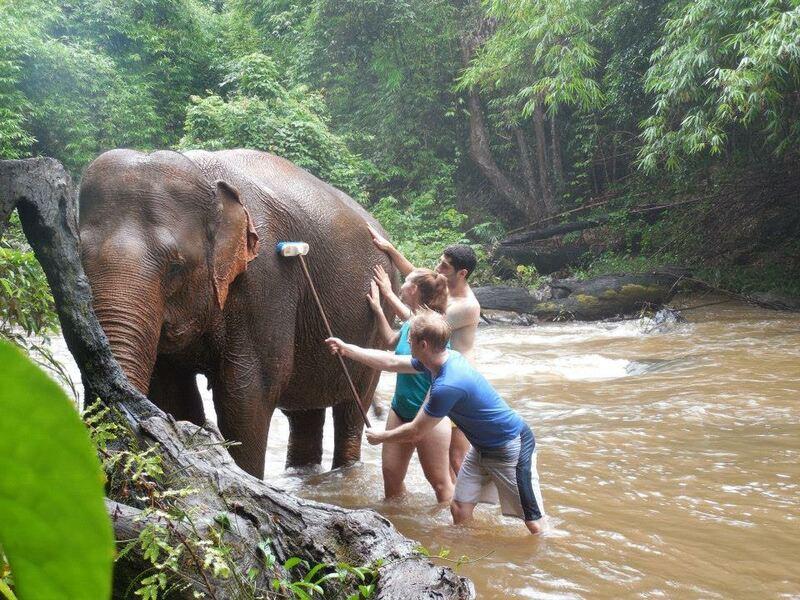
78,148,395,478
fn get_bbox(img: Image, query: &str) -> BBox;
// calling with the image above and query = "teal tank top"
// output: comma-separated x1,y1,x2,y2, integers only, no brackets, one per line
391,321,450,421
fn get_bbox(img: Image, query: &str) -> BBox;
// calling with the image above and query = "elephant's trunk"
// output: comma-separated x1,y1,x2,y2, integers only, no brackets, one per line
87,262,165,394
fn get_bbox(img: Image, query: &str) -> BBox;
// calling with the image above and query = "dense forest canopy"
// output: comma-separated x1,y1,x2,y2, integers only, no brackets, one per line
2,0,799,321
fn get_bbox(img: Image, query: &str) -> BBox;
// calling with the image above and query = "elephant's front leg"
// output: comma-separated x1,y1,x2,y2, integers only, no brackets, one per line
213,353,282,479
148,356,205,426
332,401,365,469
283,408,326,469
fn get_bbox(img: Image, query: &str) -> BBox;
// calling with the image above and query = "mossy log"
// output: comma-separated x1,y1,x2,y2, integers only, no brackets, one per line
475,272,685,322
0,158,474,599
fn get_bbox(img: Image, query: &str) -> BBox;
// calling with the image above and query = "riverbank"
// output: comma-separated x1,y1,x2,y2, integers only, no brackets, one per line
485,164,800,303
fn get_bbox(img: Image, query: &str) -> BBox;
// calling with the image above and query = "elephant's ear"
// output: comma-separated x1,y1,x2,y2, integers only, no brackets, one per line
212,180,260,310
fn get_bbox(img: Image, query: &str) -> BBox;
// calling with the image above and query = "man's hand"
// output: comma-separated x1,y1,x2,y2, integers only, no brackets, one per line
366,280,381,312
367,223,394,253
324,337,348,357
364,427,385,445
372,264,392,293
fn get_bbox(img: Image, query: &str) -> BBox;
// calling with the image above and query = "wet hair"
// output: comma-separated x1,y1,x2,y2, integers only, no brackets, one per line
407,268,448,314
409,310,451,352
443,244,477,278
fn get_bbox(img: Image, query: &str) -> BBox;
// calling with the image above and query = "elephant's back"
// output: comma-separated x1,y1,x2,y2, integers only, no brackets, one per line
192,149,373,222
185,149,391,411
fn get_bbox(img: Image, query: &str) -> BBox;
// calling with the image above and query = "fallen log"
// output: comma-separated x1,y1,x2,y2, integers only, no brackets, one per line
492,219,617,274
475,272,686,322
492,202,682,275
0,158,474,599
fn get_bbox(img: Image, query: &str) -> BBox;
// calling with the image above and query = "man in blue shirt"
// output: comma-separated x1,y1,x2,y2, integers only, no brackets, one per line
325,310,545,535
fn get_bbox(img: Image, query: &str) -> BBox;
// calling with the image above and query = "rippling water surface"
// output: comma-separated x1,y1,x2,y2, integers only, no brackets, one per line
52,300,800,598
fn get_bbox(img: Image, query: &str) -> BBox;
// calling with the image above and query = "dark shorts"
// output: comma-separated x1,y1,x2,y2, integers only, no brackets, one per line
453,425,544,522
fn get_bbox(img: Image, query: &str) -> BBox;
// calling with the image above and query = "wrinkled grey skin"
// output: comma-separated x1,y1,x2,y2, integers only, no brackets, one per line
79,149,393,478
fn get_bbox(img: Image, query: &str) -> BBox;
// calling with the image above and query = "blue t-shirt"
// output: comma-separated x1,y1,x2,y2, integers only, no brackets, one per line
414,351,525,449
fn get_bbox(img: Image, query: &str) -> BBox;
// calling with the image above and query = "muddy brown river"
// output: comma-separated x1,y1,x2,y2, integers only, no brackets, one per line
52,300,800,598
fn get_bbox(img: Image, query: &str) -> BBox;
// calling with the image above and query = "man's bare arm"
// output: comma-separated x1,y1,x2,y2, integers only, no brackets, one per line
446,297,481,357
365,410,442,445
325,337,418,373
367,223,415,277
446,297,481,332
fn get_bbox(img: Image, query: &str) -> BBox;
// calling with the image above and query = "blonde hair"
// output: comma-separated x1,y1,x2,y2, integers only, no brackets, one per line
407,268,448,314
409,310,451,351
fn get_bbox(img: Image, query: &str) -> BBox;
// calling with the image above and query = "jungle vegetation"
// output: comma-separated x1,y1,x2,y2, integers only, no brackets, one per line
1,0,799,343
1,1,798,597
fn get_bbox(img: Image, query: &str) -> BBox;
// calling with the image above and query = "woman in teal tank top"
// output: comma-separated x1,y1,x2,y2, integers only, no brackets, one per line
367,267,454,503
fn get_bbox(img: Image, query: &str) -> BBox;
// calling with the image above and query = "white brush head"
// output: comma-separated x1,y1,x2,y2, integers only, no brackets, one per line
276,241,309,257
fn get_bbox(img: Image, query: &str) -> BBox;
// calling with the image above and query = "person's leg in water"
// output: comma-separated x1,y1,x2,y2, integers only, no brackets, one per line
450,499,477,524
449,425,471,481
524,519,544,534
415,417,454,503
450,446,482,524
382,408,415,499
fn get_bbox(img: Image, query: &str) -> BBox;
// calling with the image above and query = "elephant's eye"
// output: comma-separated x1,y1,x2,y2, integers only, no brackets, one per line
166,260,184,280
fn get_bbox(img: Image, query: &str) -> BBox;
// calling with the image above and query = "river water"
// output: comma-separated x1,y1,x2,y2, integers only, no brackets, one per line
51,300,800,598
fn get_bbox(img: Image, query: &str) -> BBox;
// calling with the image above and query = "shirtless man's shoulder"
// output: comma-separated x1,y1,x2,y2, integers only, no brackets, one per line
446,287,481,358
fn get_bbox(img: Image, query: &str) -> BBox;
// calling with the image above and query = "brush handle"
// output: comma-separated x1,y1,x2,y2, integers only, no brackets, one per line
297,255,372,428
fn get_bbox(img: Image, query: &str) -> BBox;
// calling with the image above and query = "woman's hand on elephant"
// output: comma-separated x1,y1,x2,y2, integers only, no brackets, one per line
367,280,382,312
367,224,394,253
372,264,392,293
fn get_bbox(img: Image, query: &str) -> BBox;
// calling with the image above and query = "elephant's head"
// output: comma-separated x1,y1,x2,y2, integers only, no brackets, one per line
78,150,259,393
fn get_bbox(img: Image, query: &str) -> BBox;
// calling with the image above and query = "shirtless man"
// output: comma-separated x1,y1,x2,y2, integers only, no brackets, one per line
368,225,481,476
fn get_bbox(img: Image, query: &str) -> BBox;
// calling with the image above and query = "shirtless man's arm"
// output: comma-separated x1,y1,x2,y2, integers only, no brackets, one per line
367,224,415,277
445,295,481,360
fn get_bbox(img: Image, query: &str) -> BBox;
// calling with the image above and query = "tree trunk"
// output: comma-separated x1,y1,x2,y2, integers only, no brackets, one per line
550,114,564,199
0,158,475,600
462,86,530,216
514,127,544,220
532,99,555,215
459,17,531,218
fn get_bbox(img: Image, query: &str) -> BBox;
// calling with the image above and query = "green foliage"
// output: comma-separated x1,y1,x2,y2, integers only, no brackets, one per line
694,263,800,297
298,0,462,178
459,0,604,116
575,251,674,278
58,0,217,138
0,341,113,600
180,52,370,200
261,542,379,600
371,191,470,270
414,544,493,572
0,215,74,396
0,245,57,337
0,23,33,160
640,0,800,170
0,0,217,171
